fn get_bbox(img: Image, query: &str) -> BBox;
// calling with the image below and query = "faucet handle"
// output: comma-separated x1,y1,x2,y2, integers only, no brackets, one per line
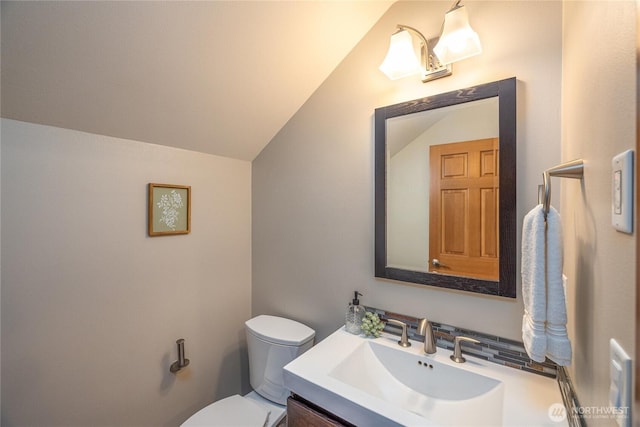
386,319,411,348
450,336,480,363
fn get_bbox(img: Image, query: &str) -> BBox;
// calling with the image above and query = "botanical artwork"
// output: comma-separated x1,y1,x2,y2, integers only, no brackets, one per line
148,184,191,236
157,190,184,230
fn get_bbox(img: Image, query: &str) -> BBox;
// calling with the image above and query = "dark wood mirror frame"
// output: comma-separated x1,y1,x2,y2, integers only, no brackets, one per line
374,77,516,297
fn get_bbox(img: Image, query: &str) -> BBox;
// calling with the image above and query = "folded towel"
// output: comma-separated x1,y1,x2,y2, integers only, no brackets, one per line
545,208,572,366
521,204,547,362
522,314,546,362
521,204,572,365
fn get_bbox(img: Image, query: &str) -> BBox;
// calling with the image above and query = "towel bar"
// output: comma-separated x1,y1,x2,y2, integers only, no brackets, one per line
541,159,584,219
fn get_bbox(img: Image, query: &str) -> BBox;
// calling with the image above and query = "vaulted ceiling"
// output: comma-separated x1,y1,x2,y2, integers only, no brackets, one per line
1,1,393,161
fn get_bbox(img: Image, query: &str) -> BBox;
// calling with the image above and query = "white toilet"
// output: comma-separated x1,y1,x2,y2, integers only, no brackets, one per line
181,315,315,427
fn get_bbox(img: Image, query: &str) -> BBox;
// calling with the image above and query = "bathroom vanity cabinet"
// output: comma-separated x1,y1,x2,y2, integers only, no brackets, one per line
287,395,351,427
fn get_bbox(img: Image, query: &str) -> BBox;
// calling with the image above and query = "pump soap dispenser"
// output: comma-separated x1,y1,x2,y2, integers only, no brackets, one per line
345,291,366,335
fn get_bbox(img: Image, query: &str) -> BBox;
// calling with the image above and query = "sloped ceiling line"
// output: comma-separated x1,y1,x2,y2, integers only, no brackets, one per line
1,1,393,161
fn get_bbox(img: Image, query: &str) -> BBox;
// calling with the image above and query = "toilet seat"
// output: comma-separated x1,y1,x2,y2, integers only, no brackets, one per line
181,394,270,427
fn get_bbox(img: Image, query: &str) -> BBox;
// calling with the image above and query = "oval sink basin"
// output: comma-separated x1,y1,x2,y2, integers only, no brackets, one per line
329,340,504,425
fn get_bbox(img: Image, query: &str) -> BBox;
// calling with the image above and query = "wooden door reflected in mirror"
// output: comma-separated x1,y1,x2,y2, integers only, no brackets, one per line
429,138,499,281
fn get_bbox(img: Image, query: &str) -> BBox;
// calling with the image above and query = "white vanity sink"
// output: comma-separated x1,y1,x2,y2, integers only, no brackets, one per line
330,340,503,401
329,340,504,425
284,327,567,426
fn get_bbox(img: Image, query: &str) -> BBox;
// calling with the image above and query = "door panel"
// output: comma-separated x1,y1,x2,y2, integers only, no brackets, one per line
430,139,499,280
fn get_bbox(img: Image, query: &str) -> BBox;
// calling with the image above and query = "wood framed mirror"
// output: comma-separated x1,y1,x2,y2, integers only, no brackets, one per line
374,78,516,297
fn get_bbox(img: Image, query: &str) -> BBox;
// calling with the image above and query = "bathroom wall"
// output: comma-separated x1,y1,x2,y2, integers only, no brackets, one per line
1,119,252,426
561,0,636,418
253,0,563,342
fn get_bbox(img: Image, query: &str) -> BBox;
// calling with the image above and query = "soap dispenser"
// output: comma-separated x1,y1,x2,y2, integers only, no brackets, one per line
345,291,366,335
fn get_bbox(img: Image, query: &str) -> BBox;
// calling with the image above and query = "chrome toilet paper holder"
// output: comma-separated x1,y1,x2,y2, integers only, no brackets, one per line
170,338,190,373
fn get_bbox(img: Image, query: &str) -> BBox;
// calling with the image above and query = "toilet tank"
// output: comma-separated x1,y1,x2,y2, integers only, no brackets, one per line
245,315,315,405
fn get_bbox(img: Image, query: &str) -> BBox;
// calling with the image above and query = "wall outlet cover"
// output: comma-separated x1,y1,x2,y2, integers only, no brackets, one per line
609,338,632,427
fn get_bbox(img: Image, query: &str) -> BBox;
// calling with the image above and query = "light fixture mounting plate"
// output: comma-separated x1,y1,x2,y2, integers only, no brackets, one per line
421,37,452,83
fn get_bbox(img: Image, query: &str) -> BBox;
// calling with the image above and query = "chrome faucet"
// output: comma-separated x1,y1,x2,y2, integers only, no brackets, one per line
450,336,480,363
417,318,437,354
386,319,411,347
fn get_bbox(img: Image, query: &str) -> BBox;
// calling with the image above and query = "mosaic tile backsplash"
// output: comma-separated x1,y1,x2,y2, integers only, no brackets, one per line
365,306,558,379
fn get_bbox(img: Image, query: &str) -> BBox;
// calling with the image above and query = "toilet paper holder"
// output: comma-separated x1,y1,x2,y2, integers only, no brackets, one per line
170,338,190,373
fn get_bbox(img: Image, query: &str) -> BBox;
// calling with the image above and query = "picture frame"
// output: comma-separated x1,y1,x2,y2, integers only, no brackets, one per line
148,183,191,236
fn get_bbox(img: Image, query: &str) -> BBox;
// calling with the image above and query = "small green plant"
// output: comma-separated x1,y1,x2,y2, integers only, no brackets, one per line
361,312,385,338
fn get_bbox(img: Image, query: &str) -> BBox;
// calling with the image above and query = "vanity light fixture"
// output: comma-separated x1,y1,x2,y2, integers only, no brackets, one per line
433,1,482,65
379,25,452,83
379,0,481,83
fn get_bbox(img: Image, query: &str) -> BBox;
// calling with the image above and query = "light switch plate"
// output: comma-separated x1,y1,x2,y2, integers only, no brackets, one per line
612,150,634,233
609,339,632,427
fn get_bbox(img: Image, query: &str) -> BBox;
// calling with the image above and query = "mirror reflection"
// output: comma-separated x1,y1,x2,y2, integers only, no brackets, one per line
387,98,499,279
374,78,516,297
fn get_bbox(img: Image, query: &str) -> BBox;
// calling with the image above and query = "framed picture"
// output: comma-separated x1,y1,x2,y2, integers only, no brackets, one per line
148,183,191,236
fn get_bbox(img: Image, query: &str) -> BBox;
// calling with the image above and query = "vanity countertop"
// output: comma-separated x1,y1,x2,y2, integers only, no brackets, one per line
284,327,567,426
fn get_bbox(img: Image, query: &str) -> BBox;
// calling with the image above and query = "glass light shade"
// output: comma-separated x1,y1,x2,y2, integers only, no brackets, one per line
433,6,482,65
379,30,421,80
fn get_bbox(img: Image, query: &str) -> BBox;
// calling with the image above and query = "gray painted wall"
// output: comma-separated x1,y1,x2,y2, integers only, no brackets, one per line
254,0,637,421
1,119,252,426
252,0,563,342
561,0,636,418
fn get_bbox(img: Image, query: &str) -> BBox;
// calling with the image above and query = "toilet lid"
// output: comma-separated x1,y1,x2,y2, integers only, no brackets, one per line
181,395,270,427
245,315,315,346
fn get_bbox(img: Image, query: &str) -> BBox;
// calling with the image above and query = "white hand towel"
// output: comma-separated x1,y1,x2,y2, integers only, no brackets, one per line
544,208,572,366
521,204,547,362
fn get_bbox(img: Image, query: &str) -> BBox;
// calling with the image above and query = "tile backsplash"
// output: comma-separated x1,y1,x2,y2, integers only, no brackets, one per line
365,306,558,379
